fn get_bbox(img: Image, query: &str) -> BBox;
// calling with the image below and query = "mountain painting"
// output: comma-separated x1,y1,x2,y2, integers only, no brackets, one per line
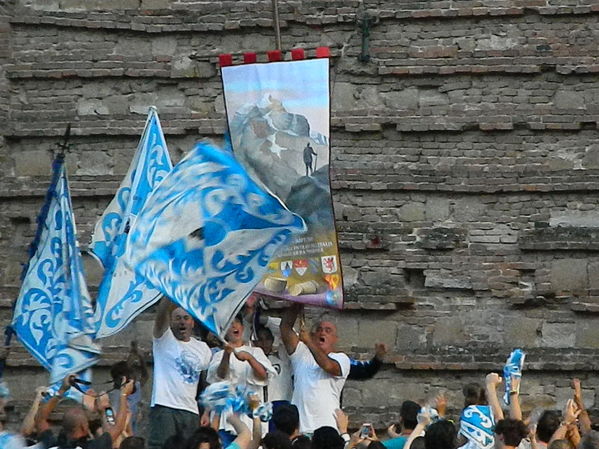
221,58,344,309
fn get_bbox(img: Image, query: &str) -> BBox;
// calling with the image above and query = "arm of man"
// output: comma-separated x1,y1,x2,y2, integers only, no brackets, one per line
216,345,233,379
227,413,252,449
20,386,46,436
508,375,522,421
35,374,73,433
300,329,343,377
153,297,175,339
280,304,301,355
105,380,134,442
485,373,504,421
234,351,267,381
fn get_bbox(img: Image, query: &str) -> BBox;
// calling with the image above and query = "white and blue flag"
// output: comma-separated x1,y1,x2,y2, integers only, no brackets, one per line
90,107,173,338
12,157,100,384
124,141,306,337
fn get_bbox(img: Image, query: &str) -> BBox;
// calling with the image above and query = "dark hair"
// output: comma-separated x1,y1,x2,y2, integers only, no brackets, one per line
111,361,133,382
162,433,186,449
579,431,599,449
273,404,300,436
411,436,425,449
120,436,146,449
537,411,560,444
291,435,311,449
185,427,222,449
262,431,293,449
548,440,571,449
311,426,344,449
400,400,421,430
425,420,457,449
495,419,528,447
256,325,274,342
463,383,486,407
368,442,386,449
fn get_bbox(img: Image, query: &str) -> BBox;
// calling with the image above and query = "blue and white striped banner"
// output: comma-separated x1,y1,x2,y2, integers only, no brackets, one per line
124,141,306,337
12,158,100,384
90,107,172,338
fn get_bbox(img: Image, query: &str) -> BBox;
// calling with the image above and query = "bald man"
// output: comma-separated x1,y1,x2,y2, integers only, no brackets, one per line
280,304,350,434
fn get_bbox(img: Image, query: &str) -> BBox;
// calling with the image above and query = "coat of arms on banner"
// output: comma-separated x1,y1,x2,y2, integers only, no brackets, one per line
221,57,344,309
293,259,308,276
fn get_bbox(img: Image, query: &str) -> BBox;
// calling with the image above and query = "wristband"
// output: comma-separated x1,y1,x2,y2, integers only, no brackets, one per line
340,433,350,442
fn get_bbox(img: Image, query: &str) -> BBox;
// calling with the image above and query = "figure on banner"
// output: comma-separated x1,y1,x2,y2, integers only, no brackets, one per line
303,142,317,176
280,303,350,434
148,298,213,449
207,314,276,446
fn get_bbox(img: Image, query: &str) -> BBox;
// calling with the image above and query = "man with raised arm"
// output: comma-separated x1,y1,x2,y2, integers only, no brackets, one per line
280,303,350,434
148,298,213,449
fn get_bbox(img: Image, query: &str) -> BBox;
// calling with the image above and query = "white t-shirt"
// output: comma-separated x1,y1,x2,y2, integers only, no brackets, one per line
290,341,350,434
207,345,276,434
151,327,212,414
267,349,293,402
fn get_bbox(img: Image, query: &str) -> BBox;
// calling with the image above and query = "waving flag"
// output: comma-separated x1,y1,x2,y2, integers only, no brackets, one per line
12,157,100,384
460,405,496,449
503,349,525,405
90,107,172,338
124,141,306,337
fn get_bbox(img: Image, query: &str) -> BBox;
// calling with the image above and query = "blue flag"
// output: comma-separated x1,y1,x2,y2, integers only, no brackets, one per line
124,141,306,337
90,107,173,338
12,158,100,384
460,405,495,449
503,348,525,405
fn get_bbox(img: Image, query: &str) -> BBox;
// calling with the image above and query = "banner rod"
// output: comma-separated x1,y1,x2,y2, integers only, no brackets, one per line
271,0,282,51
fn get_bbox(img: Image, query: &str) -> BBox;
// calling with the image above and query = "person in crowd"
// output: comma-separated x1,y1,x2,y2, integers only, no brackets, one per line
261,431,293,449
423,420,456,449
120,436,146,449
280,303,350,434
535,411,560,449
149,299,214,449
35,373,134,449
579,431,599,449
208,314,276,445
271,404,300,441
311,426,345,449
494,419,528,449
347,343,388,381
383,400,420,449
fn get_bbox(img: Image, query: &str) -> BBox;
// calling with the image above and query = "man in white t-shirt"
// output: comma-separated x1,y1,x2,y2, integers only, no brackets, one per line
148,299,213,449
280,303,350,435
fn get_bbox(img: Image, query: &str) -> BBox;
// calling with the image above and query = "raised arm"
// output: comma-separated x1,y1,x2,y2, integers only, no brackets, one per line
216,345,233,379
573,378,592,435
36,374,74,433
20,386,47,436
508,375,522,420
153,297,175,338
485,373,504,421
280,303,301,355
105,379,134,442
227,413,252,449
234,350,267,381
299,328,342,376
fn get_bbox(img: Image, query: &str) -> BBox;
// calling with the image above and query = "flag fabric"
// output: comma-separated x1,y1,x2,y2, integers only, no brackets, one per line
460,405,496,449
89,107,173,338
503,348,525,404
221,57,344,309
12,157,100,384
124,141,306,337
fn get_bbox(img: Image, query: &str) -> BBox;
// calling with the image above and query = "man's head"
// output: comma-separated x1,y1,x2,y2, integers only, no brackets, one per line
262,431,293,449
254,326,274,356
225,315,244,345
494,419,528,449
463,383,486,407
62,407,90,439
536,411,560,444
400,400,421,431
170,307,194,342
579,431,599,449
311,426,345,449
311,320,338,353
120,436,146,449
424,420,456,449
272,403,300,437
185,427,221,449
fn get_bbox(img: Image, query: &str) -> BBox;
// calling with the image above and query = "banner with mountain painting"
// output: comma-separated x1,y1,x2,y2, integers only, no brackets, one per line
221,57,344,309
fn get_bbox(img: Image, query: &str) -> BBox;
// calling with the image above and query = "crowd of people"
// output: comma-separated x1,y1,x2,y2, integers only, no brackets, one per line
0,296,597,449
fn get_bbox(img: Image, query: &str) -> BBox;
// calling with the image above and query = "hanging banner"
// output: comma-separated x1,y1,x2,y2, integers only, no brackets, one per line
221,57,344,309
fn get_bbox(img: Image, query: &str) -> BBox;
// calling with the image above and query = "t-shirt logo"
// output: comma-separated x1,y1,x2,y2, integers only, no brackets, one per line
175,350,201,383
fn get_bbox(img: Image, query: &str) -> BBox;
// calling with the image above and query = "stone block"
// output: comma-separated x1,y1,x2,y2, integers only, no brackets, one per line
358,320,397,348
432,317,467,346
417,227,466,250
576,322,599,348
539,322,576,348
553,90,585,109
77,151,112,176
381,87,419,110
396,323,427,352
77,98,109,116
550,259,588,292
425,197,450,221
503,316,540,347
398,203,425,222
151,36,177,57
13,150,52,177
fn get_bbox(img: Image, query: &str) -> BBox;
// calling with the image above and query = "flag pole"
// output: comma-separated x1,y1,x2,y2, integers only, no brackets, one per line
0,124,72,378
271,0,282,51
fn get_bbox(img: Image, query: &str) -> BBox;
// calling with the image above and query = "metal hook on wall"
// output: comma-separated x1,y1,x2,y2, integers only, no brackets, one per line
55,123,72,160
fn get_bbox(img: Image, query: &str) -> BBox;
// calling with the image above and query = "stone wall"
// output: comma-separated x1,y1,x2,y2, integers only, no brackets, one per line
2,0,599,430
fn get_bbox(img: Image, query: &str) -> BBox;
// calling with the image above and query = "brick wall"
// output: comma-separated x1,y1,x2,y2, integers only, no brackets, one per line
2,0,599,429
